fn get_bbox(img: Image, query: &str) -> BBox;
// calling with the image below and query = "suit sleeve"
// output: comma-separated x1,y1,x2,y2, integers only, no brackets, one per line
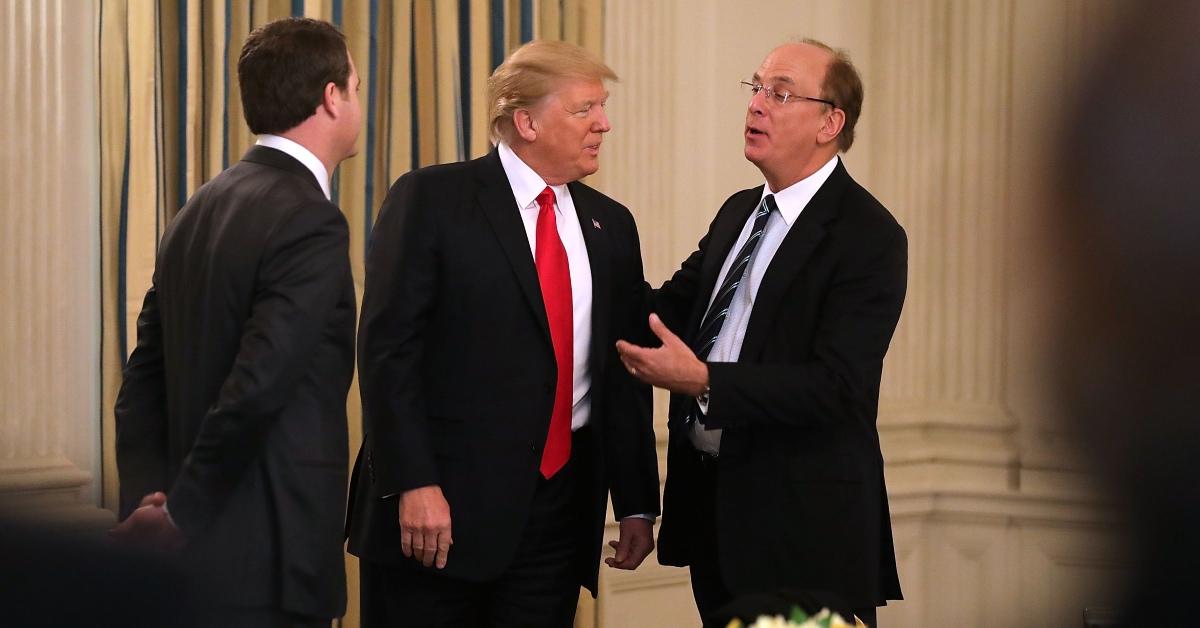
605,209,661,519
653,204,730,337
114,282,169,519
357,173,441,497
703,223,908,432
165,201,351,537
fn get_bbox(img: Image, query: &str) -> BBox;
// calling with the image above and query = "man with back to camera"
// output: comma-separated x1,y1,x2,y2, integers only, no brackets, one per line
617,39,906,627
346,40,660,627
111,17,361,627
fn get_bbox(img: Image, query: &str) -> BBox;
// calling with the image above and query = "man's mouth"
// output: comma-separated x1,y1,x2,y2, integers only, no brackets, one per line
746,126,766,137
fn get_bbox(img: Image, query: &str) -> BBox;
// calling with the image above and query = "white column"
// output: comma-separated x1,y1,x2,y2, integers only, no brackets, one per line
0,0,107,527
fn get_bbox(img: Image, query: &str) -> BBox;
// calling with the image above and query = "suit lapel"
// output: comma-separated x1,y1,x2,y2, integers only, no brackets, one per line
569,182,611,378
738,161,850,360
686,187,765,341
475,150,553,347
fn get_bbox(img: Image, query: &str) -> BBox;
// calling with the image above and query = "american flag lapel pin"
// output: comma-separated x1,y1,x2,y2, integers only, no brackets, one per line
592,218,602,230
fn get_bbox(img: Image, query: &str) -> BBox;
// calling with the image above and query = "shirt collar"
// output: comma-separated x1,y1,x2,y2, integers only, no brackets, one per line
255,134,331,200
763,154,840,227
498,141,567,211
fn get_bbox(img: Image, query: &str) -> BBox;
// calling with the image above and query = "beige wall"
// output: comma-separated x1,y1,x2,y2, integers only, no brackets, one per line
588,1,1131,626
0,0,108,527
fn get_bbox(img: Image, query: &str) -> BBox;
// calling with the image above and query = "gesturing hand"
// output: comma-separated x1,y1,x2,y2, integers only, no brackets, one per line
399,485,453,569
616,314,709,397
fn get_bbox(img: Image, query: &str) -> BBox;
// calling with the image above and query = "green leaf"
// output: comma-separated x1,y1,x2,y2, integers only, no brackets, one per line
789,606,809,623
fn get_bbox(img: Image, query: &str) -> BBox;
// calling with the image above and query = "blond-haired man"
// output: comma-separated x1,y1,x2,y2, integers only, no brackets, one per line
346,40,659,627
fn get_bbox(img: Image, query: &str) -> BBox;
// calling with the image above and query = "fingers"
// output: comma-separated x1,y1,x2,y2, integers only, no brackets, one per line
604,539,622,568
139,491,166,507
435,531,453,569
613,536,631,565
615,340,650,374
413,527,452,568
400,526,414,558
398,488,452,568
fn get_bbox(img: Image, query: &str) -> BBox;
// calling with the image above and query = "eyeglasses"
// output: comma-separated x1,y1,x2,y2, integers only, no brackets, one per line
740,81,835,108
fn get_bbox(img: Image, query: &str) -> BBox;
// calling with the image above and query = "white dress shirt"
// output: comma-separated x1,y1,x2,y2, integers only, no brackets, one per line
256,134,332,200
692,154,840,455
498,142,594,431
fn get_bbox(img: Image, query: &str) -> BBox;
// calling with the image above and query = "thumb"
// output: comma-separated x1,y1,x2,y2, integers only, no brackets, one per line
613,534,630,563
648,313,677,345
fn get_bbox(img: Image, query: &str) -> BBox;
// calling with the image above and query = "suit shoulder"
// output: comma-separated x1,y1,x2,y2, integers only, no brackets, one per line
570,180,638,228
386,159,476,194
570,180,622,208
839,177,905,242
719,186,766,212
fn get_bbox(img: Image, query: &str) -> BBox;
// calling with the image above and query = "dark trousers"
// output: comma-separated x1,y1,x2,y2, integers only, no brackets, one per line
360,429,592,628
210,608,330,628
685,449,879,628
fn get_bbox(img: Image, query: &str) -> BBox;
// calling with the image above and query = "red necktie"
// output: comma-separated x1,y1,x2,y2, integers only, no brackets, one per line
534,187,573,479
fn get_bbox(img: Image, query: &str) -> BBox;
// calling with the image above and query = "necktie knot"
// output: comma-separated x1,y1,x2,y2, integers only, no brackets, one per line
536,187,556,214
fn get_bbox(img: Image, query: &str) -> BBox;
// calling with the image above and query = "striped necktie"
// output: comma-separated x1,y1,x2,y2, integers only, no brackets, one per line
691,194,777,361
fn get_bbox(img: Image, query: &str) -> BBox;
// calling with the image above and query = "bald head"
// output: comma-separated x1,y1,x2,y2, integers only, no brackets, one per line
743,40,862,190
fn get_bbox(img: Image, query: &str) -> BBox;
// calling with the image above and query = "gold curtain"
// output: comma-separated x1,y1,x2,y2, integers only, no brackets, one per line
98,1,603,625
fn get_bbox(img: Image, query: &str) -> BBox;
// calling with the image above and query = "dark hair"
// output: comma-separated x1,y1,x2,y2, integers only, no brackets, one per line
802,38,864,152
237,17,350,135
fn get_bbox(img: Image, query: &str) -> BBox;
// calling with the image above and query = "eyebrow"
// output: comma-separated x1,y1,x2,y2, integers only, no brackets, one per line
751,72,796,87
571,91,609,108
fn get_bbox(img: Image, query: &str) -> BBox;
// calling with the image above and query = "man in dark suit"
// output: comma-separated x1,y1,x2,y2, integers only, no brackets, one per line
112,17,361,626
347,40,660,627
617,40,906,627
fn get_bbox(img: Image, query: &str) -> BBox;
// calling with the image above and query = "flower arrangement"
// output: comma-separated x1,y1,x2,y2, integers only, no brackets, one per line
727,607,857,628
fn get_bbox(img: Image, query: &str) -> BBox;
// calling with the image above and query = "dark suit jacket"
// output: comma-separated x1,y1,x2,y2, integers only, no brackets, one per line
115,145,356,618
655,160,906,608
346,149,659,593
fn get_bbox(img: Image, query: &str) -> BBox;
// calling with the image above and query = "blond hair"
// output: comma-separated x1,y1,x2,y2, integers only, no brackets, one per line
488,40,618,143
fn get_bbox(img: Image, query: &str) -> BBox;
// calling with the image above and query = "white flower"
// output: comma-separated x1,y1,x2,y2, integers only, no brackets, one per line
747,615,791,628
731,608,855,628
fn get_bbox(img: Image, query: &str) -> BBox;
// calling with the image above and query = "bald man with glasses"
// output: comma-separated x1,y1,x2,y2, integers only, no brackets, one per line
618,40,906,627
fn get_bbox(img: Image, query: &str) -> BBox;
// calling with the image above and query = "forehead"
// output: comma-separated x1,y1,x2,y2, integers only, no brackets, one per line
548,77,609,103
754,43,830,87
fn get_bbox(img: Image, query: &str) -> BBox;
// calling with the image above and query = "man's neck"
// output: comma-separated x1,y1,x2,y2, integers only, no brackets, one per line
509,141,568,186
278,128,339,178
763,149,839,192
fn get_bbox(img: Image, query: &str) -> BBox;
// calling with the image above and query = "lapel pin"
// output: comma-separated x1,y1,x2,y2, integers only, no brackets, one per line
592,218,602,230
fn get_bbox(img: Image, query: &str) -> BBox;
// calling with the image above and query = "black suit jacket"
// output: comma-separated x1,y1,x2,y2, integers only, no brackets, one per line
346,149,659,593
655,160,906,608
115,145,356,618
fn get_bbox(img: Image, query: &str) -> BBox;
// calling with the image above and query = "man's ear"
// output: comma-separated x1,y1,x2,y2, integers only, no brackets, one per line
320,81,341,118
818,107,845,147
513,109,538,142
